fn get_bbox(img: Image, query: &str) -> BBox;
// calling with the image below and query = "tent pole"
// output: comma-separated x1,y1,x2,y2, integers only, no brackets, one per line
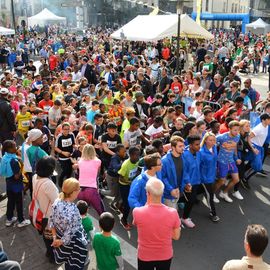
176,1,181,75
11,0,16,31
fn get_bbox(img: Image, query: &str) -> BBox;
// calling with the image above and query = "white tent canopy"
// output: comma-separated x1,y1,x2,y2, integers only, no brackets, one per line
28,8,66,27
111,14,214,41
0,26,15,35
245,18,270,35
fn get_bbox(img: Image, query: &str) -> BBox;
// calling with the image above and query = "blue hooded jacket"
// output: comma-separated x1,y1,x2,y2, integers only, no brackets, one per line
128,171,162,208
161,151,183,199
199,145,217,184
182,149,201,191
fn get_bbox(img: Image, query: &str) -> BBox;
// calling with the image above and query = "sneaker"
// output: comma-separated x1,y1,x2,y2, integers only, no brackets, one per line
17,219,31,228
213,194,220,203
209,213,220,222
110,203,120,214
5,217,17,227
181,218,195,228
232,191,244,200
257,170,268,177
219,191,233,203
120,218,131,230
240,178,250,190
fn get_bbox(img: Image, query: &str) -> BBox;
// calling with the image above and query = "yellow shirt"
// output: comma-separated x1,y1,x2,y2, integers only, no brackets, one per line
16,112,32,132
52,92,64,102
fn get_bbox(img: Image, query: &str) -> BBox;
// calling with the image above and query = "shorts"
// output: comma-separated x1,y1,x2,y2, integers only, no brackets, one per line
217,161,238,178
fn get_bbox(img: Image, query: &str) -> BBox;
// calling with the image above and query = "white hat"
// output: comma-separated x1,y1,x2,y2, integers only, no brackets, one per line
0,88,9,95
27,129,43,142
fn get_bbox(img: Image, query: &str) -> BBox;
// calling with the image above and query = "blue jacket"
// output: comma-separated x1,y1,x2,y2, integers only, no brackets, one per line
128,172,148,208
199,145,217,184
161,151,183,199
128,171,162,208
182,149,201,191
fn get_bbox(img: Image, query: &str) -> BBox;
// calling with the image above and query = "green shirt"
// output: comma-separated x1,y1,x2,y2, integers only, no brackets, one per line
203,62,213,72
120,119,130,142
118,159,138,185
93,233,122,270
82,215,93,240
26,145,48,170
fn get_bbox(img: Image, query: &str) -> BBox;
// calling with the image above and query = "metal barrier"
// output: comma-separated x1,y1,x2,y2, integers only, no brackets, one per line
203,100,221,112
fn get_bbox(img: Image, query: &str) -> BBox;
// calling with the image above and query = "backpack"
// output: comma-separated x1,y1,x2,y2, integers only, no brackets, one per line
29,180,50,234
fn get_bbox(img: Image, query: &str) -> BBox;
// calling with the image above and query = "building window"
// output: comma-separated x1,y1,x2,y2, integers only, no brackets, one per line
1,0,6,9
231,3,234,13
234,4,238,13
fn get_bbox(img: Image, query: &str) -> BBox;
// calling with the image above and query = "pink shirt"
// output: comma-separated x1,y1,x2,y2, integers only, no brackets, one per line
78,158,101,189
133,204,181,261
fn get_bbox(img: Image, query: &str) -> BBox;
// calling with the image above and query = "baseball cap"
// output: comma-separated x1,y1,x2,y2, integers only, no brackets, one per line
0,88,9,95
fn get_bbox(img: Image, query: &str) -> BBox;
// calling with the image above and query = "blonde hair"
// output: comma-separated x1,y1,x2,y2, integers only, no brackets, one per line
239,119,250,128
59,178,80,200
200,132,216,148
81,144,96,160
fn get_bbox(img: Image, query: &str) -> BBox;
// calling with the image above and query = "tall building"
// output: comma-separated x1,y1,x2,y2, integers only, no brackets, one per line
0,0,11,27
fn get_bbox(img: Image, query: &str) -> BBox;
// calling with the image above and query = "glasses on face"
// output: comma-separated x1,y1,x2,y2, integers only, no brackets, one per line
62,128,70,131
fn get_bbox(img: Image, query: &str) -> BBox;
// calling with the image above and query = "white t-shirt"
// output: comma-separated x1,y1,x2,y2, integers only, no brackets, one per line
251,123,268,147
124,129,142,147
145,125,163,140
20,143,32,172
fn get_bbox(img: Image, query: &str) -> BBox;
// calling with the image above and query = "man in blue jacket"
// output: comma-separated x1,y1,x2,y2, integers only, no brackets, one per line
128,153,162,208
179,135,201,228
161,135,185,209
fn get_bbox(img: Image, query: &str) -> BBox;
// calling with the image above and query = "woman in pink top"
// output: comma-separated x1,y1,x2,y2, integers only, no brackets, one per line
76,144,105,215
133,178,181,270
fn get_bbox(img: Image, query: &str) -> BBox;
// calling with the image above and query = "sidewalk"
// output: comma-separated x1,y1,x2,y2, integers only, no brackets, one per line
0,177,97,270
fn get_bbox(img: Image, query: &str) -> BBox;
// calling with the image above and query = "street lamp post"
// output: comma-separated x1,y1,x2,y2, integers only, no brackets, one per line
11,0,16,31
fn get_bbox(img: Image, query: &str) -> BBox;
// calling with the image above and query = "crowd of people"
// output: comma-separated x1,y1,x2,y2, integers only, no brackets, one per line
0,25,270,269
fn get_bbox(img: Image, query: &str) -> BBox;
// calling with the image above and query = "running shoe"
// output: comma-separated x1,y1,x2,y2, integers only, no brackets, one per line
5,216,17,227
257,170,268,177
213,194,220,203
181,218,195,228
110,202,120,214
17,219,31,228
219,191,233,203
209,213,220,223
120,218,132,230
232,191,244,200
240,178,250,190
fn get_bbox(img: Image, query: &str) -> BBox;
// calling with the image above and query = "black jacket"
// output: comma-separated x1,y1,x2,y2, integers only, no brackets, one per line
83,64,97,85
0,97,16,132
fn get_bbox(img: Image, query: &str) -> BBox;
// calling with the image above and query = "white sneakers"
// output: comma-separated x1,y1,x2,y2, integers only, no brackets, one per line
182,218,195,228
232,191,244,200
5,216,17,227
17,219,31,228
219,191,233,203
213,194,220,203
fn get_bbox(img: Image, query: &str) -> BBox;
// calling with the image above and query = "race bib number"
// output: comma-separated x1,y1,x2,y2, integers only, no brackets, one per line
130,136,137,146
21,120,30,127
62,138,72,147
43,105,51,112
174,86,179,93
107,140,117,149
129,168,138,179
43,134,48,143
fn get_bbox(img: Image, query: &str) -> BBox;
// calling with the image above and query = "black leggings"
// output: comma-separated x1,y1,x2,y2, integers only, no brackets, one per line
179,184,217,218
119,184,130,222
58,159,73,188
138,258,172,270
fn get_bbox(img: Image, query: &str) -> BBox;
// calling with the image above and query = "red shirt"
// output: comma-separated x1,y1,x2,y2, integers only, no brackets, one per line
49,55,58,71
38,99,53,114
214,108,226,123
219,123,229,134
133,204,180,261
